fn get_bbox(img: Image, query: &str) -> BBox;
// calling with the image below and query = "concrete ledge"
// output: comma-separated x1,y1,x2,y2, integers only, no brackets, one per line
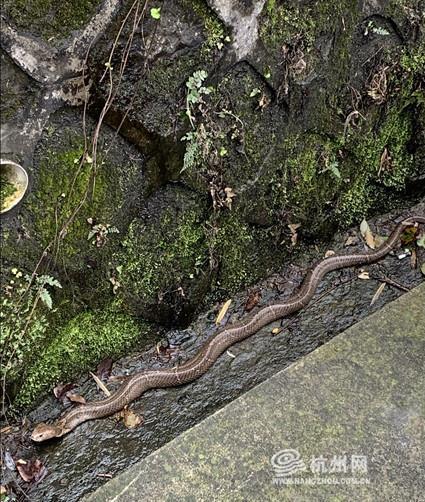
86,283,425,501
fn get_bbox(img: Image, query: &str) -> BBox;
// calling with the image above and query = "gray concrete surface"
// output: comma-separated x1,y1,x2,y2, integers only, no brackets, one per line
86,282,425,501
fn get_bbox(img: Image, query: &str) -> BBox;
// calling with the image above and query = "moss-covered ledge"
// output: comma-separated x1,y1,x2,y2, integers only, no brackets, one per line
15,309,154,408
2,0,103,42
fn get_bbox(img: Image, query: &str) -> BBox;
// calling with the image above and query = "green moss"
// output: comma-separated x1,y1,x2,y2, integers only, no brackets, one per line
212,213,255,292
15,309,151,408
121,211,205,301
117,188,209,320
2,0,100,41
354,108,413,188
181,0,225,51
29,144,104,258
25,135,130,275
0,174,17,211
337,177,372,226
261,0,316,50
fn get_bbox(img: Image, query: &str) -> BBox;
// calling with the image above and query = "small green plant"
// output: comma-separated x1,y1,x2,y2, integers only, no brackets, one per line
0,270,62,388
87,218,119,247
321,159,341,179
185,70,213,127
364,20,390,36
150,7,161,19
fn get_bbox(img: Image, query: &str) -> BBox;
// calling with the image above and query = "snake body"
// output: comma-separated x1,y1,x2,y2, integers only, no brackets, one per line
31,215,425,441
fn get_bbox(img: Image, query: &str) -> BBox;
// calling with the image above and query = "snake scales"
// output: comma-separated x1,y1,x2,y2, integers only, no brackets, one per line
31,215,425,441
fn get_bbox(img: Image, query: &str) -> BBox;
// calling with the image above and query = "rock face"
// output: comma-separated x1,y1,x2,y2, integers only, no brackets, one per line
0,0,424,407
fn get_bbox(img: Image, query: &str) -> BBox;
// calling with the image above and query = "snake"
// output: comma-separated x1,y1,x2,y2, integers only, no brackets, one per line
31,215,425,442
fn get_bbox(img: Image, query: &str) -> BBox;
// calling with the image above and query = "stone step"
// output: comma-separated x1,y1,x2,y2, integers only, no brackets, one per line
85,282,425,501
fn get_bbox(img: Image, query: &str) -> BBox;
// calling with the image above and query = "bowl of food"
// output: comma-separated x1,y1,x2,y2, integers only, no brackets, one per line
1,159,29,214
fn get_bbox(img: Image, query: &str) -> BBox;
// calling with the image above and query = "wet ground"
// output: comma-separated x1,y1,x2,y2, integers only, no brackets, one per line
1,202,424,501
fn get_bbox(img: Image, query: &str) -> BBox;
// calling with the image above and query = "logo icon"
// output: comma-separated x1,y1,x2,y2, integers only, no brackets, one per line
271,449,306,477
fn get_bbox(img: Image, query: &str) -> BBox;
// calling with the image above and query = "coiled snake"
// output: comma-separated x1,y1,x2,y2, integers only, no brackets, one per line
31,215,425,442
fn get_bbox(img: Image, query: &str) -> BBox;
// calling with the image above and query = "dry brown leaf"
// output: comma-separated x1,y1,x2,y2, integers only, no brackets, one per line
358,271,370,280
53,382,76,402
245,289,261,312
96,358,113,380
216,299,231,325
324,250,335,258
373,234,387,248
224,187,236,209
370,282,386,306
344,235,358,246
121,409,143,429
410,248,417,269
16,458,47,484
90,371,111,397
360,219,375,249
258,93,271,109
66,392,86,405
288,223,301,247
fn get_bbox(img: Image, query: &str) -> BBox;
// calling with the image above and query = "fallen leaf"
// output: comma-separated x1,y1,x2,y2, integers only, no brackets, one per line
244,289,261,312
417,233,425,249
373,234,387,248
360,219,375,249
370,282,386,306
216,299,232,325
378,147,391,175
271,327,281,335
224,187,236,209
66,392,86,404
121,408,142,429
0,486,7,496
96,358,113,381
53,382,76,402
410,248,417,269
344,235,358,246
4,451,15,471
16,458,47,484
258,93,271,110
0,425,13,435
324,250,335,258
90,372,111,397
358,271,370,280
288,223,301,247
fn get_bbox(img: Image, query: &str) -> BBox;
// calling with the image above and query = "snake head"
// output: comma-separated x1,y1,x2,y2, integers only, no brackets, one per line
31,420,68,442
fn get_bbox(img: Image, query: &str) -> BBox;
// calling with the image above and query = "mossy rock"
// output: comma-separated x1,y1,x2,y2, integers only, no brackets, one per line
2,0,102,43
1,110,147,406
1,109,145,310
1,50,37,123
15,309,153,409
116,186,210,326
89,0,225,138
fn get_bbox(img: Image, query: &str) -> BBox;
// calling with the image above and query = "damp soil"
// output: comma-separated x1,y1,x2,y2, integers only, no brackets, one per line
1,202,424,501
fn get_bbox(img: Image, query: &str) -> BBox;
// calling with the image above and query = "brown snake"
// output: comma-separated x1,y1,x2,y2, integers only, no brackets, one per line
31,215,425,441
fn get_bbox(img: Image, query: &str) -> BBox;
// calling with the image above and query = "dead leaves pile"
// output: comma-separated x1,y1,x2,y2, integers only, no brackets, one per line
358,217,425,304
